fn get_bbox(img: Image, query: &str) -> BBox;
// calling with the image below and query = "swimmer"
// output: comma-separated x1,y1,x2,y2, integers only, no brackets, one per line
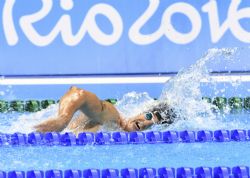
34,86,176,134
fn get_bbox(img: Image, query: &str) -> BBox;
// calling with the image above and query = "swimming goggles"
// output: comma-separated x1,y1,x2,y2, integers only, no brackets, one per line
144,111,172,125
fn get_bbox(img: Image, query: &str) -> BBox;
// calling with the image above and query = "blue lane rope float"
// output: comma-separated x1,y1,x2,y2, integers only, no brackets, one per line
1,166,250,178
0,129,250,146
0,97,250,112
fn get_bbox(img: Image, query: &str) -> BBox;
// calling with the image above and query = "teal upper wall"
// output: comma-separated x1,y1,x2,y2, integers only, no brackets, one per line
1,0,250,76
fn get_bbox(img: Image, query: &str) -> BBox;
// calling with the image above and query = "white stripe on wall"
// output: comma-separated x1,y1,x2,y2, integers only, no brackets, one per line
1,75,250,85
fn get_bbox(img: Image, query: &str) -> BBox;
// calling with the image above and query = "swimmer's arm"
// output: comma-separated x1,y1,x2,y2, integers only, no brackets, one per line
34,86,85,132
34,114,72,132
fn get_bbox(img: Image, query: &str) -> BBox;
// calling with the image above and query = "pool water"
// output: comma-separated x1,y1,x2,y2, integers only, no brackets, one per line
1,48,250,174
0,140,249,171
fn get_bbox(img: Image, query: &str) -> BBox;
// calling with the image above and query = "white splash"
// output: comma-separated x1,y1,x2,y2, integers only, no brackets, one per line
116,91,155,118
0,104,58,134
115,47,250,131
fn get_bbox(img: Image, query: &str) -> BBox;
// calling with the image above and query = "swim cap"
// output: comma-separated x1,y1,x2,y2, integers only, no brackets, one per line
145,102,176,125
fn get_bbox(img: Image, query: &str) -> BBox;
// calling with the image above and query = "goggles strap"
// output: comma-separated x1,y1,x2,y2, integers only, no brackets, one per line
153,111,163,124
151,113,156,124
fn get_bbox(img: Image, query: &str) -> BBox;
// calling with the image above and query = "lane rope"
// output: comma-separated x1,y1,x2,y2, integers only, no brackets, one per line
0,129,249,146
1,166,249,178
0,97,250,113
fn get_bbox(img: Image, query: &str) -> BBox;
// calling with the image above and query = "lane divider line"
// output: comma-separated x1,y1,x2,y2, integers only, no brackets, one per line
1,97,249,113
0,129,248,146
2,166,249,178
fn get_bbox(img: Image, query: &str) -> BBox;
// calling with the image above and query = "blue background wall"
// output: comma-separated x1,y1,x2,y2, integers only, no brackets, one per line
1,0,250,76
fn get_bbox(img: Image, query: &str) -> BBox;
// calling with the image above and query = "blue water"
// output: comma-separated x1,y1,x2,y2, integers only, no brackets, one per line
0,141,249,171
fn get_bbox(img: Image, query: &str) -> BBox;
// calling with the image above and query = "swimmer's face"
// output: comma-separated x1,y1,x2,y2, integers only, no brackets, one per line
124,114,158,131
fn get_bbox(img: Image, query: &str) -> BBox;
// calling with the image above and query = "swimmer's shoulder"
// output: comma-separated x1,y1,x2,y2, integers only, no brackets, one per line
100,100,121,120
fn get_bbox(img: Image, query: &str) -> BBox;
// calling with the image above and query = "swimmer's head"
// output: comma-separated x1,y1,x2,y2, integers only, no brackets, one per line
121,102,176,131
122,113,159,131
146,102,176,125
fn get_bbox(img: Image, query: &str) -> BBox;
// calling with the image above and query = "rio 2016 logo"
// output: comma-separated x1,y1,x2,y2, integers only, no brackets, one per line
2,0,250,46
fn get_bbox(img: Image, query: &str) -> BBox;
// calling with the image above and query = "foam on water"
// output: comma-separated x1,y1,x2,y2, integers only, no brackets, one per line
1,47,250,133
0,104,59,133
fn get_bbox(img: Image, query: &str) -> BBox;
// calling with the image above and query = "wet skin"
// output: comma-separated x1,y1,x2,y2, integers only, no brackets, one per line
34,86,159,134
